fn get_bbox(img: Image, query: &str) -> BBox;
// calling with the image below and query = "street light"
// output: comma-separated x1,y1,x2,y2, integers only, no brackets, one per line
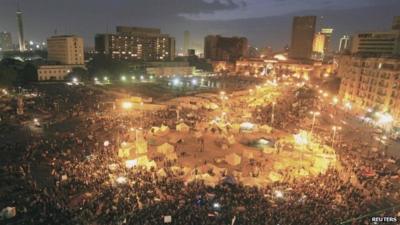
332,96,338,105
121,76,127,81
271,102,276,124
122,101,133,109
309,111,320,135
331,126,342,148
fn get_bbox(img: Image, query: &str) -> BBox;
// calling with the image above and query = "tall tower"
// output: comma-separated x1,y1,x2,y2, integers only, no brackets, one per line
289,16,316,60
183,30,190,55
16,3,26,52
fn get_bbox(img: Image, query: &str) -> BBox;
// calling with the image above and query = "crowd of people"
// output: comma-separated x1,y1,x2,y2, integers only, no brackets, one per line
0,81,399,225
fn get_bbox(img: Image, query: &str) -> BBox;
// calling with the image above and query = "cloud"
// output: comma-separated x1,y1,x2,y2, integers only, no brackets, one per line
180,0,399,21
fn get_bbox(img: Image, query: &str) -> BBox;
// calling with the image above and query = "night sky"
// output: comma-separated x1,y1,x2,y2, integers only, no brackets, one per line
1,0,399,52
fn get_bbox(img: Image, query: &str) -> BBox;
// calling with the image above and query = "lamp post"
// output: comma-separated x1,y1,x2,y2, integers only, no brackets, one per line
271,102,276,125
331,126,342,148
309,111,320,135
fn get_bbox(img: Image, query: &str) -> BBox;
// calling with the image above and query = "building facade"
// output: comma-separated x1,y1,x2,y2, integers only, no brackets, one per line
37,65,85,81
338,35,351,53
183,30,190,55
47,35,84,65
0,32,13,51
289,16,316,60
204,35,248,62
313,33,325,54
350,31,400,56
338,55,400,121
393,16,400,30
95,26,175,61
321,28,333,54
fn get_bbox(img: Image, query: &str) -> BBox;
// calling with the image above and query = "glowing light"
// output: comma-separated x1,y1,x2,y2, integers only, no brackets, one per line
273,54,287,61
94,77,98,81
131,76,136,80
332,97,338,104
376,112,393,125
122,101,133,109
172,78,180,86
116,176,127,184
275,190,284,198
72,77,78,83
213,202,221,209
332,126,342,132
121,76,126,81
191,79,198,85
103,76,109,81
33,118,40,126
149,75,154,79
140,75,144,80
344,102,352,110
294,131,309,145
125,159,138,169
104,140,110,147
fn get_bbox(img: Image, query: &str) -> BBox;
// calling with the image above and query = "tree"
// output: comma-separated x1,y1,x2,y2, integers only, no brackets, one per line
0,65,18,87
17,63,38,83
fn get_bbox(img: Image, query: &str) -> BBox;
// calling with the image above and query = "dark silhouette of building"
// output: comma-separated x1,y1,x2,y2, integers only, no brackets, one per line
204,35,248,62
95,26,175,61
289,16,316,60
183,31,190,56
0,32,13,51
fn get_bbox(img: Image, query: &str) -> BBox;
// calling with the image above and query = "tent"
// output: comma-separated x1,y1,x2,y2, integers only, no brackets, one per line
135,139,148,154
268,172,283,182
157,168,167,177
157,143,175,154
230,123,241,134
224,153,241,166
240,122,256,132
157,143,178,161
136,155,157,169
176,123,190,133
259,125,273,134
154,125,170,136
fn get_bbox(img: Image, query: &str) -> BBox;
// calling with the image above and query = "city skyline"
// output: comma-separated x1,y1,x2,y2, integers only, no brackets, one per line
0,0,400,51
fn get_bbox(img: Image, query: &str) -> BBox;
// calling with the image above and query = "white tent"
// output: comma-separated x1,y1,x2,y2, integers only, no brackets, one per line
225,153,241,166
176,123,190,133
240,122,256,131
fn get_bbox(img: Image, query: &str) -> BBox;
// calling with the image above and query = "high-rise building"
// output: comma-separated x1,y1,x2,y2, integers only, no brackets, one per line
204,35,248,62
0,32,13,51
183,30,190,55
289,16,316,60
312,32,325,54
392,16,400,30
16,5,26,52
321,28,333,54
350,31,400,56
47,35,84,65
338,55,400,122
95,26,175,61
338,35,351,53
